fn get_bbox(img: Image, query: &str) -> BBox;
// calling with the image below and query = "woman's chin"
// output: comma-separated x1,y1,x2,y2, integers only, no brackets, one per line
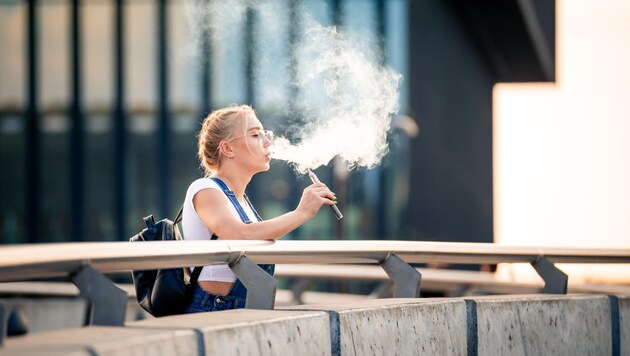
256,163,270,173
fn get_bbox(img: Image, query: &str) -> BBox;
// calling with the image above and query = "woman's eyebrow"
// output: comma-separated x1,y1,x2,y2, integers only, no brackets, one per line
247,126,262,132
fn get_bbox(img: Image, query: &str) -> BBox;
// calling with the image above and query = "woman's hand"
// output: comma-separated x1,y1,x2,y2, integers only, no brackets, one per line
296,182,336,219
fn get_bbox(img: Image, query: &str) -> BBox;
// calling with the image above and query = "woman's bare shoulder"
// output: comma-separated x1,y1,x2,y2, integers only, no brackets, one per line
187,177,222,196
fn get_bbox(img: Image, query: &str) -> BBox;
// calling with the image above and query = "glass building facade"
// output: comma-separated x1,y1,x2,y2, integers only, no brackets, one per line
0,0,411,244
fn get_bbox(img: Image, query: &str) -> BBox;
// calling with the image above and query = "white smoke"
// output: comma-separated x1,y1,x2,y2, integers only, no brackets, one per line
272,22,402,173
180,0,402,174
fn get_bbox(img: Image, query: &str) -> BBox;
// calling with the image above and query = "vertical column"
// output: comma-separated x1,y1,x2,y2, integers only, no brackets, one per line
157,0,171,218
26,0,41,243
70,0,85,242
114,0,127,240
331,0,342,29
244,2,259,203
287,0,299,114
330,0,345,241
287,0,302,231
329,0,345,295
244,3,255,106
199,1,211,116
375,0,387,240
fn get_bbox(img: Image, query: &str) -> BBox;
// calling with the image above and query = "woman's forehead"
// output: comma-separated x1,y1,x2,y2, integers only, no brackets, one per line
245,114,262,130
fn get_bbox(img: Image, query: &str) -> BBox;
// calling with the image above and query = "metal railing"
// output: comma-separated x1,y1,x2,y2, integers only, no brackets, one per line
274,263,630,303
1,239,628,333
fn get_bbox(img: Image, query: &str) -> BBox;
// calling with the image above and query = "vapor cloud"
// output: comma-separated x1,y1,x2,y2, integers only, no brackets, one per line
181,0,402,174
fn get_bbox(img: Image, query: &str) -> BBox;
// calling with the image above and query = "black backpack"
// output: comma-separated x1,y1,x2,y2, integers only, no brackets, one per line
129,177,263,317
129,208,201,317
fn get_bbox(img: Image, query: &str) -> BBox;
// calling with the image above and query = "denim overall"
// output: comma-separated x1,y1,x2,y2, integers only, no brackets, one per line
184,178,275,313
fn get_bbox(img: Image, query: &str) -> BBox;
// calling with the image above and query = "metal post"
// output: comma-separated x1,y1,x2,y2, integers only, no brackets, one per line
114,0,128,240
290,278,315,304
376,0,388,240
70,0,85,242
71,266,128,326
229,256,277,310
0,302,8,347
368,281,393,298
380,253,422,298
26,0,41,243
200,6,212,116
244,4,255,106
287,0,303,231
243,3,261,205
287,0,299,113
330,0,345,242
157,0,171,218
0,303,25,347
531,256,568,294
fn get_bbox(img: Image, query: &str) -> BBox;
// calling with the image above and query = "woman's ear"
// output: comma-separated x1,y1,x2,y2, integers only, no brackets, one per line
219,141,235,159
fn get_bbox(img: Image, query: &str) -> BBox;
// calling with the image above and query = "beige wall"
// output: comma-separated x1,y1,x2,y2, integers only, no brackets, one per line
494,0,630,283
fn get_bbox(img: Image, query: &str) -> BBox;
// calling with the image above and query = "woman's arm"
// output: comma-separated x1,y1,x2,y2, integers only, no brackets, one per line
193,182,335,240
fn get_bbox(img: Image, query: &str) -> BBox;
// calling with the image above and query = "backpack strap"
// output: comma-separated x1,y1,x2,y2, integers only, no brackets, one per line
190,265,203,284
174,205,183,224
173,205,199,277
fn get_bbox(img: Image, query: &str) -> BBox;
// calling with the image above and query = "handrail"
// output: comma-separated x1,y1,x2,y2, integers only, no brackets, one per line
274,263,630,299
1,240,629,282
0,239,628,339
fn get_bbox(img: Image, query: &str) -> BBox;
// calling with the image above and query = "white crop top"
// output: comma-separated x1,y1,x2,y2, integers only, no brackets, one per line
182,178,259,282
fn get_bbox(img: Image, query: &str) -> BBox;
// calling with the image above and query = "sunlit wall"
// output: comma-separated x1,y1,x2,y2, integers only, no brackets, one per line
494,0,630,283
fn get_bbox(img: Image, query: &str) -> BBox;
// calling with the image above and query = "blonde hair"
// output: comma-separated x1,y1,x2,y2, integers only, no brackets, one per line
197,104,256,176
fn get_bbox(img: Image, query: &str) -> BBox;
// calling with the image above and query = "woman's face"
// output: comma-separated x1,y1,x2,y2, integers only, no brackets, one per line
229,114,272,174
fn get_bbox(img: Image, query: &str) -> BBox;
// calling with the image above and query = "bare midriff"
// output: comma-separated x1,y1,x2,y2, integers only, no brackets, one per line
198,280,234,296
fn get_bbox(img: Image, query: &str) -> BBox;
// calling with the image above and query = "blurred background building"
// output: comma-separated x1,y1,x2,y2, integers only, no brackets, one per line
0,0,556,246
0,0,555,249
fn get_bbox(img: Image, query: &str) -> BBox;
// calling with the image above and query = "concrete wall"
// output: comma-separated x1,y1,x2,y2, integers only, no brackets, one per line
2,326,198,355
466,294,611,355
617,295,629,355
0,297,150,335
284,298,467,355
0,298,87,334
128,309,331,356
1,294,626,355
285,294,621,356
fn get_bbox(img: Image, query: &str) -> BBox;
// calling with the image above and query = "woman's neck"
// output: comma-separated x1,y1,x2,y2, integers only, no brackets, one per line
213,170,251,199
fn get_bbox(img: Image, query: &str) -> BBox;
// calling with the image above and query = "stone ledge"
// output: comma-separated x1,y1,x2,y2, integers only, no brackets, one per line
283,298,468,356
1,326,197,355
464,294,612,355
127,308,331,356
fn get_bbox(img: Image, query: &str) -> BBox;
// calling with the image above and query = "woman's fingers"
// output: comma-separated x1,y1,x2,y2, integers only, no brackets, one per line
307,184,336,202
296,182,338,219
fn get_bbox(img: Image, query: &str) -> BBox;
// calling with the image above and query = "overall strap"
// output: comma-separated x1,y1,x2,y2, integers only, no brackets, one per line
209,178,274,282
210,177,252,224
243,194,262,222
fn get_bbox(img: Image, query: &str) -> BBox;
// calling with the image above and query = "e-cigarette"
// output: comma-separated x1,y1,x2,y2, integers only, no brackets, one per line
307,169,343,220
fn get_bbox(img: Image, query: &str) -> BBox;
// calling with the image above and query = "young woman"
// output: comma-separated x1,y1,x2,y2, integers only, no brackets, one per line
182,104,335,313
